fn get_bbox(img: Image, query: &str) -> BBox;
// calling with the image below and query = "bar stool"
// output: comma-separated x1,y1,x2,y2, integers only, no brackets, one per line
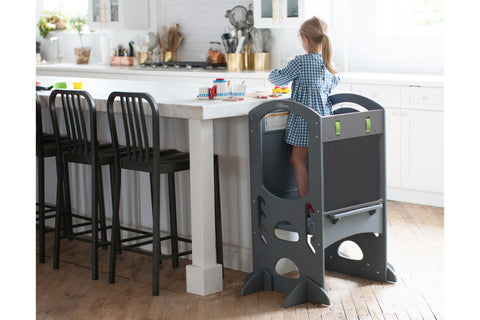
37,94,64,263
49,89,118,280
106,91,223,296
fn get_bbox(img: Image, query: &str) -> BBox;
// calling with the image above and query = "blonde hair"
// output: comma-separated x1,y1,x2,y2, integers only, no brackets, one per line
299,17,337,74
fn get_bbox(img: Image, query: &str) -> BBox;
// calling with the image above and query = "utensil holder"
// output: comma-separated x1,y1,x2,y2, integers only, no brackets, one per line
111,56,135,66
136,52,149,64
163,51,177,62
227,53,244,72
253,53,270,71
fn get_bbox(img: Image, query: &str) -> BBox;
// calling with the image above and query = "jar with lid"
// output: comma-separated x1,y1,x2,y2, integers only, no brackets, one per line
207,41,226,64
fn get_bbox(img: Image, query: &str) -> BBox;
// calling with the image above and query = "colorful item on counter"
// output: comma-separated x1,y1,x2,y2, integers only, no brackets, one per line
272,86,291,94
198,79,248,101
73,82,83,90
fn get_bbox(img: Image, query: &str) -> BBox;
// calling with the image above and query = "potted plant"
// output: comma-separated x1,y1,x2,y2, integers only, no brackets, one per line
38,10,67,38
70,15,91,64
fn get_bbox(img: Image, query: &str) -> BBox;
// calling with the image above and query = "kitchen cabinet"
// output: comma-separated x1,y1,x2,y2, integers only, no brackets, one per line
351,84,444,205
89,0,149,29
253,0,330,28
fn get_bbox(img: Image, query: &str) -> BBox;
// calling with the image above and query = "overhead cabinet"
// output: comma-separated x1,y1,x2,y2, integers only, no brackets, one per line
253,0,330,28
89,0,149,29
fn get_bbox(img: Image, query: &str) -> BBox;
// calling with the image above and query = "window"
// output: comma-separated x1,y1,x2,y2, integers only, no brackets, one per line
377,0,443,36
43,0,88,18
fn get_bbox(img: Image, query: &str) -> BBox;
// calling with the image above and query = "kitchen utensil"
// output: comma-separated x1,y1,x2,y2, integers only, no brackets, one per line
235,36,245,53
225,6,248,30
128,41,135,56
246,4,254,28
250,28,262,53
262,29,272,52
222,33,233,53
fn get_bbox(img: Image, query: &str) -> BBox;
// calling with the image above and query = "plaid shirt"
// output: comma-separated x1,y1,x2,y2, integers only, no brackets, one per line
268,53,340,147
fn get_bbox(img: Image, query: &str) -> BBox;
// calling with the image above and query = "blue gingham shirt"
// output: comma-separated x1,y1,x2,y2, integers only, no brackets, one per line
269,53,340,147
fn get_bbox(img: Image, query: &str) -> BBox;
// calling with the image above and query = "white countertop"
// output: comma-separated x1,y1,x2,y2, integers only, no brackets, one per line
36,63,444,87
36,75,279,120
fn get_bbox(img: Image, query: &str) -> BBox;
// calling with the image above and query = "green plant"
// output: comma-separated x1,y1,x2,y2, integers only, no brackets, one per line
69,15,88,47
37,10,67,38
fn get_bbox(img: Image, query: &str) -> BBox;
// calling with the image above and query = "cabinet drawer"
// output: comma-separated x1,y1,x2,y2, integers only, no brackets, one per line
351,84,401,108
402,87,444,111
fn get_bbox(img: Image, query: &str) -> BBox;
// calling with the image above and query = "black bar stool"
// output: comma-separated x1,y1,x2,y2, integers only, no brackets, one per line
37,94,64,263
106,91,223,296
49,89,119,280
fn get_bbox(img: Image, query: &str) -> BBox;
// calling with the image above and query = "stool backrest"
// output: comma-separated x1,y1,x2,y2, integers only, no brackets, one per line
49,89,97,161
106,92,159,168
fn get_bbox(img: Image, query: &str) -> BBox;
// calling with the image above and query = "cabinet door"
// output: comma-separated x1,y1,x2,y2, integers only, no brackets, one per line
254,0,329,28
89,0,121,28
385,108,402,188
351,84,402,108
401,110,444,193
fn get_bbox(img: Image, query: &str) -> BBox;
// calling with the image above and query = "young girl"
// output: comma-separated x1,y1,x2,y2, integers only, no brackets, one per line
268,16,340,199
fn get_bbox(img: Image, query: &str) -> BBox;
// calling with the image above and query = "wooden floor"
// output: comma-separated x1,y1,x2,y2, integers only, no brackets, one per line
36,201,443,320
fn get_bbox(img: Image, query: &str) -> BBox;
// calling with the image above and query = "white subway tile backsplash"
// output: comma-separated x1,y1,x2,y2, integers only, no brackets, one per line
162,0,253,61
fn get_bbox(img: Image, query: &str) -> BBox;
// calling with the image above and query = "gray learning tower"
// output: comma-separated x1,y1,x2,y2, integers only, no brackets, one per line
241,94,397,307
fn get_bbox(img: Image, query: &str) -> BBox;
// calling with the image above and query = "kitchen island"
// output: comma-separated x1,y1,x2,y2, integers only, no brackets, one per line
37,75,276,296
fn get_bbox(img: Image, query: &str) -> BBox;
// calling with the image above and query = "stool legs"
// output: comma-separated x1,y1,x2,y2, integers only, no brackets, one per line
108,165,121,284
91,163,99,280
167,173,179,269
214,155,223,267
150,172,161,296
53,155,64,270
38,154,46,264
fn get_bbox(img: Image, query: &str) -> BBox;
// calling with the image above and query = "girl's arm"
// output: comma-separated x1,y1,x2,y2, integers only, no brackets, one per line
268,57,300,86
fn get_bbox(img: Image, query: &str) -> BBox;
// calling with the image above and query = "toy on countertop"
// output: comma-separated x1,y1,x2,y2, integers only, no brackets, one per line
272,86,291,94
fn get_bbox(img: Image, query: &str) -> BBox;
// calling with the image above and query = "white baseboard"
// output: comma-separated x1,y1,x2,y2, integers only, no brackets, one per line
387,187,444,207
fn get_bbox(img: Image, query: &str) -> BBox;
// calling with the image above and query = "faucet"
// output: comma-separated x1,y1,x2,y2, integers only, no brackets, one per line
50,36,65,63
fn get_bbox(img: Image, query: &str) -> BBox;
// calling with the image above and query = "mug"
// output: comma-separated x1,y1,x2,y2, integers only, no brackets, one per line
198,86,217,99
199,87,210,100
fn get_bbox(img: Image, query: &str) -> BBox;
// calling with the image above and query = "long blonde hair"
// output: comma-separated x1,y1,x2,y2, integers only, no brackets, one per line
299,16,337,74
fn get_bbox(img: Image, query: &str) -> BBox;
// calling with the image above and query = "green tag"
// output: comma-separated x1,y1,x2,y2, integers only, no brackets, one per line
335,121,341,135
366,118,371,133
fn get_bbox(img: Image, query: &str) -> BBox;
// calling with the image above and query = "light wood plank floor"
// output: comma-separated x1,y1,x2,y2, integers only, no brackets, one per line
36,201,443,319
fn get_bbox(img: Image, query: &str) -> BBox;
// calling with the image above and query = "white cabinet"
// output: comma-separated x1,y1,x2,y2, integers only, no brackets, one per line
89,0,120,27
89,0,149,29
385,108,402,188
253,0,330,28
350,84,444,203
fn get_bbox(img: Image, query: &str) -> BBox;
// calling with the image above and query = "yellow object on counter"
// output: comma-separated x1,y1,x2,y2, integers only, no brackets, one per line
73,82,83,89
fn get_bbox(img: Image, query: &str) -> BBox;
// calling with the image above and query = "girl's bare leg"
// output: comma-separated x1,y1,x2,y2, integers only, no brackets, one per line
290,146,309,198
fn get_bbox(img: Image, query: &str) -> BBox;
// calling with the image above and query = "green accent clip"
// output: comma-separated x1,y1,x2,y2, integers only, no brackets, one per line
365,118,371,133
335,121,341,136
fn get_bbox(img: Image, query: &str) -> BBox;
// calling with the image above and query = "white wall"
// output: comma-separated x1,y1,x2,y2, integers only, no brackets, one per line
36,0,443,72
330,0,444,74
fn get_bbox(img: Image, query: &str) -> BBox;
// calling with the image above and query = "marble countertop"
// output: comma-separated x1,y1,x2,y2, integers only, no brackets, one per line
36,63,444,87
36,75,279,120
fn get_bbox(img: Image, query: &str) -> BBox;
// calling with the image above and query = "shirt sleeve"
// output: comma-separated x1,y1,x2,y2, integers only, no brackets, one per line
331,74,340,89
268,56,300,86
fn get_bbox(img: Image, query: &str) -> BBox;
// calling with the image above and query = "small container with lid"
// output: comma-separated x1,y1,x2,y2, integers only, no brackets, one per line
213,78,229,100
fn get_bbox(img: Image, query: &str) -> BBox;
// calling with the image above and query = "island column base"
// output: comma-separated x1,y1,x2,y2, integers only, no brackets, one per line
186,264,223,295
